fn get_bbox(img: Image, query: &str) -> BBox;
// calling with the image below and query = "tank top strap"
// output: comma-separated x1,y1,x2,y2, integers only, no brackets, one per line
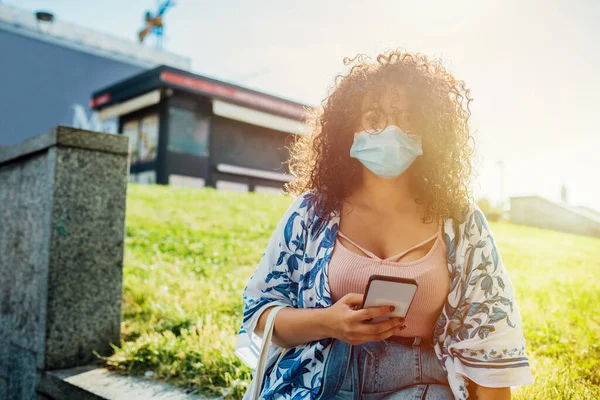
337,224,442,262
337,230,382,260
383,224,442,262
382,233,438,262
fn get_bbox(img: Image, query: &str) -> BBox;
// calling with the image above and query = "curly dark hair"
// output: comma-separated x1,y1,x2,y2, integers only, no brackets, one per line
285,49,475,224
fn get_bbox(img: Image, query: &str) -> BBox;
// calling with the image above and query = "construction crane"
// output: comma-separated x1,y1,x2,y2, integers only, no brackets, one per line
138,0,175,49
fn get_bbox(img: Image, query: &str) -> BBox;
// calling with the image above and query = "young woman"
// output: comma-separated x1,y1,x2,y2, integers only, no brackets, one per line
235,50,534,400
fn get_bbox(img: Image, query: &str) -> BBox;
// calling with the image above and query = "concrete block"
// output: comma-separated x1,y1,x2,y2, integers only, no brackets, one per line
45,145,127,369
0,376,7,400
7,346,38,400
0,126,129,398
4,152,55,369
0,339,8,379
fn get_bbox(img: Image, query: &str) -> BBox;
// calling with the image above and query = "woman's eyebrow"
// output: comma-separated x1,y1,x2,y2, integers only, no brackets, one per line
385,108,410,115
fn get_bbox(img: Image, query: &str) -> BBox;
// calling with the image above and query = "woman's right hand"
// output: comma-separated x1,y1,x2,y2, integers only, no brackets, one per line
324,293,406,345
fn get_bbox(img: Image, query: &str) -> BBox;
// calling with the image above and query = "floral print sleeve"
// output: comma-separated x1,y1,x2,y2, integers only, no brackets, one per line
435,203,534,394
234,194,308,370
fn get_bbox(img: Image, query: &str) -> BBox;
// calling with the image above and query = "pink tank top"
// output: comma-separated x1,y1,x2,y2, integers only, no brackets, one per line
328,225,451,340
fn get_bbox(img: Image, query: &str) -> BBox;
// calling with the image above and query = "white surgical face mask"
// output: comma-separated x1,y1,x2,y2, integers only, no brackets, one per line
349,125,423,179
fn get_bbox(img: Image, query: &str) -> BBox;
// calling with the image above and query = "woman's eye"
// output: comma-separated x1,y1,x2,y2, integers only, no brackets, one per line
361,112,382,131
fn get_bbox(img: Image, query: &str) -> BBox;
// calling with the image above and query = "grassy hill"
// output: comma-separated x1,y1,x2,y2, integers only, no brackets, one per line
98,184,600,399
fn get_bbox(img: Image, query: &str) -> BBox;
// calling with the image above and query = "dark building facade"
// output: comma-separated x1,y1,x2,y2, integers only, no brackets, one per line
0,3,190,147
91,66,310,192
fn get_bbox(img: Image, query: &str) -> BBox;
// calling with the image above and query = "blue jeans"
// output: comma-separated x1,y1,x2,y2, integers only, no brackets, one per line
319,337,453,400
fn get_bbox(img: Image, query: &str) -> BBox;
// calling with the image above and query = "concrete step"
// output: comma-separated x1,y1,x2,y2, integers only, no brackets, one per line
39,365,222,400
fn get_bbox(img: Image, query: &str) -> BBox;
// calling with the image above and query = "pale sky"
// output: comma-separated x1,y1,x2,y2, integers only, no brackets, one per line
9,0,600,211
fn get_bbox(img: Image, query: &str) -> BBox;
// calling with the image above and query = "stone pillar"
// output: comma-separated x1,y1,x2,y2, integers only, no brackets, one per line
0,126,129,399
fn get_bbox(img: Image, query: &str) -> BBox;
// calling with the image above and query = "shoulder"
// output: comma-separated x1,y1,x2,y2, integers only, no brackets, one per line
459,201,494,239
454,202,502,274
281,191,314,217
283,190,324,220
445,202,496,256
281,190,338,246
272,191,319,238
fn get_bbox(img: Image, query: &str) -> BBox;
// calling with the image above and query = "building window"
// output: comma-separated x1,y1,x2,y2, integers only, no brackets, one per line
122,120,139,165
121,114,159,164
167,107,209,157
139,114,159,162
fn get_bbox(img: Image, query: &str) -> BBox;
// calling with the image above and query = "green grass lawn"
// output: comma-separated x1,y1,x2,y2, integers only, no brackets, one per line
98,184,600,399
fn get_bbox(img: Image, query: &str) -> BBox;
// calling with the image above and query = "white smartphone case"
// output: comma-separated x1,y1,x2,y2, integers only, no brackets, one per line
362,279,418,323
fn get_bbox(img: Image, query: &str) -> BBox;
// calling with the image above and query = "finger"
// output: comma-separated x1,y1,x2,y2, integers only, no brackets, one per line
355,317,404,336
380,324,407,340
340,293,364,307
393,325,408,334
354,305,400,322
361,324,404,342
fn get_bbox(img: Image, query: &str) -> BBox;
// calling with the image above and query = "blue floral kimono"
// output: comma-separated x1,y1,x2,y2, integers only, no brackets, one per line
235,191,534,399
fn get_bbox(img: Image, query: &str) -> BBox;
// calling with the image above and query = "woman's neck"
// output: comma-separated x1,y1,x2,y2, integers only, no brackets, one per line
348,168,419,215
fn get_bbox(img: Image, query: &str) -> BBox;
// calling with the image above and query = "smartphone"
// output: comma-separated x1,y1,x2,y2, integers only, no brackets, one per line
360,274,418,323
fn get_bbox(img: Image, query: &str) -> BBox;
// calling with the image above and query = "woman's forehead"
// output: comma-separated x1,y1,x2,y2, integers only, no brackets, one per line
360,85,410,113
